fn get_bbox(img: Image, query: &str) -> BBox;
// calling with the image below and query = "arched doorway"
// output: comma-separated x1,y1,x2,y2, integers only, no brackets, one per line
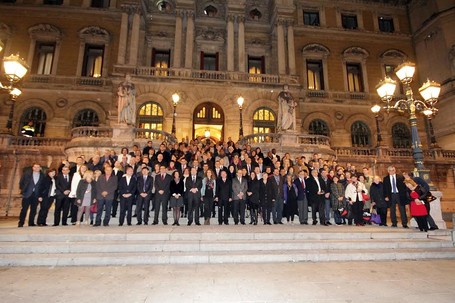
193,102,224,142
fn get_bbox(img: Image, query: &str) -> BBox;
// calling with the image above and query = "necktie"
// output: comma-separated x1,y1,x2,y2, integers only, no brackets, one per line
192,176,195,183
143,176,147,192
301,179,305,189
392,176,397,193
65,175,68,183
161,174,164,180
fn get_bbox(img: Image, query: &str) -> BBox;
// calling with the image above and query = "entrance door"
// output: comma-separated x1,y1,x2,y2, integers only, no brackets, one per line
193,102,224,142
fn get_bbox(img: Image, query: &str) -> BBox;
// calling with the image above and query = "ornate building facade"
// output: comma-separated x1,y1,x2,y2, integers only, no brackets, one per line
0,0,454,215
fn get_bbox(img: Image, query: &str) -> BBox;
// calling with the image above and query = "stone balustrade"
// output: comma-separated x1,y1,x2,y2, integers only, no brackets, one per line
134,128,177,144
9,136,68,147
71,127,113,138
26,75,112,90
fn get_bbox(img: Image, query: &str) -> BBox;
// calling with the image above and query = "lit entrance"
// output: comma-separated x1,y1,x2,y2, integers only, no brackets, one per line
193,102,224,142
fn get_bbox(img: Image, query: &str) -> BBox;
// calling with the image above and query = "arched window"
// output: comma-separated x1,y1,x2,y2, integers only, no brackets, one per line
351,121,371,147
253,107,276,134
392,122,411,148
137,102,164,131
249,9,262,20
203,5,218,17
73,109,99,128
308,119,329,136
19,107,47,137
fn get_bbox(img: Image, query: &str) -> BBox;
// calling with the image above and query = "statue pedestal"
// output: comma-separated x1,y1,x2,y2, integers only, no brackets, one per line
279,130,299,147
410,191,446,229
112,124,135,147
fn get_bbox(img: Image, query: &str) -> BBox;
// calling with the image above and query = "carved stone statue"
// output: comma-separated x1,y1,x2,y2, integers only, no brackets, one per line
277,84,297,131
117,74,136,126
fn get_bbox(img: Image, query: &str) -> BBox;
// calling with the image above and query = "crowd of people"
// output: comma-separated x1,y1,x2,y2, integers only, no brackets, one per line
17,139,439,232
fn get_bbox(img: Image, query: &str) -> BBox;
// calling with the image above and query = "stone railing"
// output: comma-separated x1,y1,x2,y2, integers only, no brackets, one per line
71,127,113,138
298,135,331,147
9,136,69,147
26,75,112,90
112,65,299,86
134,128,177,144
240,133,281,144
239,133,331,148
332,147,377,157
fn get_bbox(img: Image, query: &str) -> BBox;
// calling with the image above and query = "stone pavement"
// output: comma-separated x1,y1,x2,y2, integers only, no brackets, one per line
1,260,455,303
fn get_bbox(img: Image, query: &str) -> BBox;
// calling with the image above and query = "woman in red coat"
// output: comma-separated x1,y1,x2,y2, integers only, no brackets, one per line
404,179,428,232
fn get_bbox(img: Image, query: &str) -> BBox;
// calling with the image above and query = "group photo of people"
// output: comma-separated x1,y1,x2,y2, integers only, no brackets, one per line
17,139,439,232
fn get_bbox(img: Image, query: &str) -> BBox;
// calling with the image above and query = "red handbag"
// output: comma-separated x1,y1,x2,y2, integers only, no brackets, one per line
410,201,428,217
90,203,97,213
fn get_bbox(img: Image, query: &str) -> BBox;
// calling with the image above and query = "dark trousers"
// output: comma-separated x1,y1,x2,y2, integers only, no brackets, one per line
352,200,363,225
311,196,326,224
112,192,119,217
250,204,259,224
119,196,134,225
262,205,273,224
187,193,201,224
218,199,230,224
136,195,150,224
95,198,113,226
297,197,308,223
425,203,438,229
232,199,246,224
203,196,214,220
390,193,408,226
377,206,388,225
37,196,54,225
272,197,284,223
70,200,78,223
18,194,39,226
153,193,169,224
54,195,70,225
415,215,428,232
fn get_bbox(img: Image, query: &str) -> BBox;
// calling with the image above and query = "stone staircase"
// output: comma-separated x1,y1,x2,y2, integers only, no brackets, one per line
1,226,454,266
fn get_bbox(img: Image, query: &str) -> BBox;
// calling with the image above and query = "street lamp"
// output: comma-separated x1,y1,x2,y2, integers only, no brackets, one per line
1,53,29,133
171,93,180,135
371,104,382,148
237,96,244,139
376,62,441,186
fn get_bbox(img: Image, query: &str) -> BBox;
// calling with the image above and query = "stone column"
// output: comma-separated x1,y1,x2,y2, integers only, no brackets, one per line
117,12,128,64
184,11,195,69
287,21,296,75
276,19,286,75
227,15,235,71
237,16,245,72
173,10,183,68
128,9,140,66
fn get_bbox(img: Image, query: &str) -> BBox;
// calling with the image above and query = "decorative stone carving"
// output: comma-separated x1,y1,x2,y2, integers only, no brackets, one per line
28,24,62,41
380,49,407,59
302,43,330,56
342,46,369,59
79,26,111,44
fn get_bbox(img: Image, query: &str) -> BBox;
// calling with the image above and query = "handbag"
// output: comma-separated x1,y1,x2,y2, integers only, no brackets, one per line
425,192,437,203
90,203,97,213
362,211,371,221
410,200,428,217
338,207,348,217
370,209,381,224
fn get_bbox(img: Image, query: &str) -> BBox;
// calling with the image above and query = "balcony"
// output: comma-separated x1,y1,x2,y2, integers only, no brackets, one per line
112,66,298,86
25,75,112,91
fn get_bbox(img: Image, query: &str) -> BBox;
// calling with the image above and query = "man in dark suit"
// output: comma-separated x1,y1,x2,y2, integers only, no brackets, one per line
231,169,248,225
185,167,202,225
270,168,285,224
215,170,232,225
54,165,72,226
383,165,408,228
136,166,153,225
118,166,137,226
18,163,45,227
294,169,309,225
153,165,172,225
306,168,328,226
111,161,124,218
94,165,118,226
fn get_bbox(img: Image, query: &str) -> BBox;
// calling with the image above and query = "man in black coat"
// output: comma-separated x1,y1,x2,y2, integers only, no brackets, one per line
153,165,172,225
185,167,203,225
18,163,45,227
136,167,153,225
306,169,328,226
54,165,72,226
383,165,408,228
215,170,232,225
118,166,137,226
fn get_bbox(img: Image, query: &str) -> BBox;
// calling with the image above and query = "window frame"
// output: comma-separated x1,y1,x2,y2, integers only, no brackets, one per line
308,119,330,137
351,121,371,147
306,59,325,90
341,14,358,30
72,109,100,128
303,10,320,26
82,44,105,78
253,107,276,134
19,107,47,137
378,16,395,33
137,101,164,131
391,122,411,148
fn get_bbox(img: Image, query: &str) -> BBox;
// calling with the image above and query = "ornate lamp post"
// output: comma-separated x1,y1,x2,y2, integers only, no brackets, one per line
376,62,441,186
171,93,180,136
371,104,382,148
237,96,244,139
1,54,29,133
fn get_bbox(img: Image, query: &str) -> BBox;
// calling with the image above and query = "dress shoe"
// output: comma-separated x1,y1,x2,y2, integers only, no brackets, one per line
196,222,201,226
136,222,142,225
278,222,283,224
62,223,68,226
303,221,308,225
18,224,23,228
144,222,148,225
312,221,318,225
187,222,192,226
29,224,36,227
152,222,158,225
103,223,109,227
93,224,100,227
267,222,272,225
322,223,328,226
429,227,439,230
118,224,123,226
163,222,168,225
52,224,59,227
241,223,246,225
172,222,177,226
391,224,398,227
403,225,409,229
127,223,132,226
326,222,332,225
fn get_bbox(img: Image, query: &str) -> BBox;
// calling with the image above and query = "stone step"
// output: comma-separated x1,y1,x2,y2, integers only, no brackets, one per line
2,248,455,266
0,230,433,242
1,239,453,254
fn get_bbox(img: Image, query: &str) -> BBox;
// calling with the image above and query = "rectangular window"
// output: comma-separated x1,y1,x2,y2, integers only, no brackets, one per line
200,52,219,71
342,14,358,29
82,45,104,78
91,0,110,8
152,48,170,76
43,0,63,4
33,43,55,75
248,56,265,82
346,63,363,92
303,11,320,26
306,60,324,90
378,16,394,33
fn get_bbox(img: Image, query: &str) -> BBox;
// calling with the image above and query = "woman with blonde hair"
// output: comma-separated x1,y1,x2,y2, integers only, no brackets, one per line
404,179,429,232
201,169,216,225
75,170,97,226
